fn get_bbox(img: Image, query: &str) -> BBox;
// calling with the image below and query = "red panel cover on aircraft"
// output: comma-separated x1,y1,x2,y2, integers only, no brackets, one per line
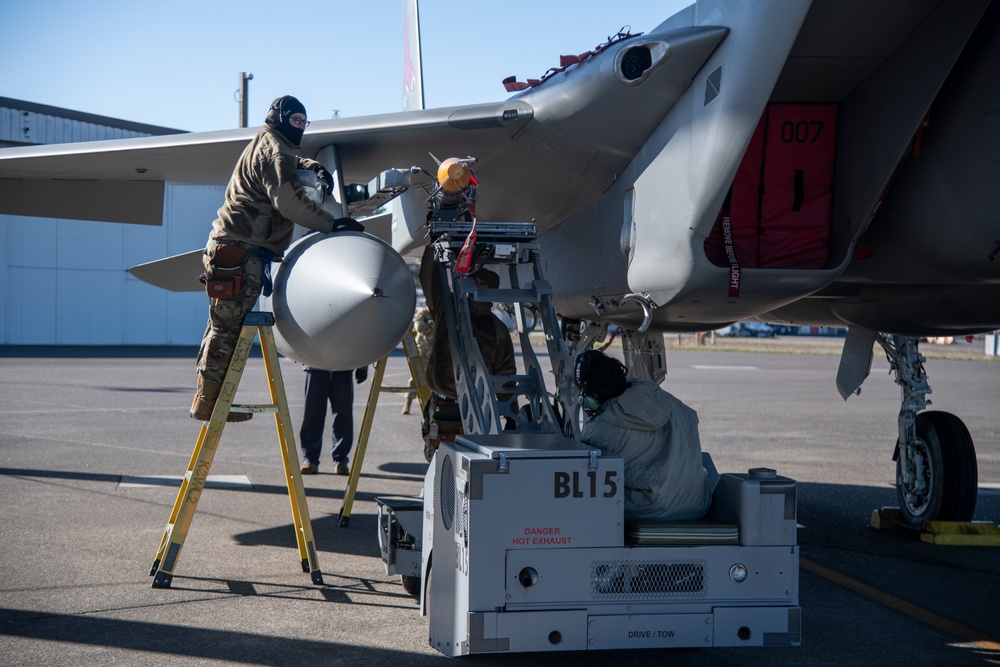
705,104,837,273
757,104,837,268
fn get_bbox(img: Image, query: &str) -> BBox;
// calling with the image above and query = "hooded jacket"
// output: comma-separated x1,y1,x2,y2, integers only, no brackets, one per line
209,126,338,254
580,379,711,522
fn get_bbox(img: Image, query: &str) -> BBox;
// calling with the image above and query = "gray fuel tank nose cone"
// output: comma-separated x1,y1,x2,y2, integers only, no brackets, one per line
262,231,416,370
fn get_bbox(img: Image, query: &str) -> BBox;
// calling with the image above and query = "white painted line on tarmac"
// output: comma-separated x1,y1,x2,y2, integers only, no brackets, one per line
0,407,186,415
118,474,252,489
691,365,760,371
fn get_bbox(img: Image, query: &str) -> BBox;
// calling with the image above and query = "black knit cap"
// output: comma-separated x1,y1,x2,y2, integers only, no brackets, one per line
265,95,307,145
575,350,629,402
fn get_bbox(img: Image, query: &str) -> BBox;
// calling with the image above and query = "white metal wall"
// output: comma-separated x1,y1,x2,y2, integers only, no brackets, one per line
0,98,219,346
0,186,221,345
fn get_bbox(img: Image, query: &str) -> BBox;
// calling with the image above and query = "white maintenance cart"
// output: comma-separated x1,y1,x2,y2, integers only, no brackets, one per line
409,433,800,656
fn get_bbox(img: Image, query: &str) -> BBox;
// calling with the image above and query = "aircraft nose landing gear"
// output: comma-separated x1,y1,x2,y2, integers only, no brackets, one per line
877,335,979,527
895,410,978,527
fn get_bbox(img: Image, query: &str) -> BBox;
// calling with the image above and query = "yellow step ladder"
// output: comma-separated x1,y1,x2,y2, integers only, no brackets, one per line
149,311,323,588
337,327,430,527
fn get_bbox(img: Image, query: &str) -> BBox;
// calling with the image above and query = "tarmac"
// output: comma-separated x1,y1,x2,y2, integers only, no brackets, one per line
1,340,998,666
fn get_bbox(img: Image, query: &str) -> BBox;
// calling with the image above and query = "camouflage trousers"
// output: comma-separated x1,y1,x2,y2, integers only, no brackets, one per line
195,239,264,383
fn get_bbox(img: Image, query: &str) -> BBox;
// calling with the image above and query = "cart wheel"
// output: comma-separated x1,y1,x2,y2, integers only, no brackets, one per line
401,574,421,597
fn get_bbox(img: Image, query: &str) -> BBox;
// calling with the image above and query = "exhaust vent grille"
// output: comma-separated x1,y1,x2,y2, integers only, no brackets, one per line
591,559,706,599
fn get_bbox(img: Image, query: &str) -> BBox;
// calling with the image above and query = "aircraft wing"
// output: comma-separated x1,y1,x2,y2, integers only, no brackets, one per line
0,127,247,225
0,23,728,232
0,106,531,225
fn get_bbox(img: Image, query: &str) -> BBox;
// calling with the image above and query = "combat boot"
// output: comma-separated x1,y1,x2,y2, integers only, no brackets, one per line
190,377,220,420
190,377,252,422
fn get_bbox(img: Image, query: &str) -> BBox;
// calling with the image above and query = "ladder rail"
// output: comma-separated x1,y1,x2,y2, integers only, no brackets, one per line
400,327,432,415
337,328,430,527
338,356,389,526
149,420,211,575
259,325,322,580
150,324,256,585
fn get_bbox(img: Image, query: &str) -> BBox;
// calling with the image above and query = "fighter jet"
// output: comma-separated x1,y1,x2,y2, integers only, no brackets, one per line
1,0,997,529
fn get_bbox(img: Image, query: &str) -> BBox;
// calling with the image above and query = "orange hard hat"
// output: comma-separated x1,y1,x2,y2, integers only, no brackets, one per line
437,158,471,192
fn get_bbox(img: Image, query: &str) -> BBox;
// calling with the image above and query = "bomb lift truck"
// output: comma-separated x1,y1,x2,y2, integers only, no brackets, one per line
371,163,801,657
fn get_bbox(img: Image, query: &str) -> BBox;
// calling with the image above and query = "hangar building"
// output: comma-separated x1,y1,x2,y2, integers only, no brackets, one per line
0,97,223,346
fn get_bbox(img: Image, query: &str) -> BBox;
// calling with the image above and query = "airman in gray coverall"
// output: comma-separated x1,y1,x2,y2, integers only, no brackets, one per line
576,349,711,522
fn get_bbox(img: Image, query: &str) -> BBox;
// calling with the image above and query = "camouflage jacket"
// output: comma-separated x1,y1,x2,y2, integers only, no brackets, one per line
419,247,516,399
209,126,338,254
412,307,433,359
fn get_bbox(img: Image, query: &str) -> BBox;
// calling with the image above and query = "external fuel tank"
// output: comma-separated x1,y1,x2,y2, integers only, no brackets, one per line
261,231,416,371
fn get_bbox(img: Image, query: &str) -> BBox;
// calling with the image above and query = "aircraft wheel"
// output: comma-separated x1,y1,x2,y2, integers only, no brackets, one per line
895,411,978,527
401,574,421,597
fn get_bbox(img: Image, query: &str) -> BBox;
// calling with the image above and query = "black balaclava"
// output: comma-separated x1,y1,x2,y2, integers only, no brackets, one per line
575,350,629,402
264,95,307,146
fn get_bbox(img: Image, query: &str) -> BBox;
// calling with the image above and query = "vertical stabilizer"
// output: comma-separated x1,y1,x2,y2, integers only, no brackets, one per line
393,0,426,255
402,0,425,111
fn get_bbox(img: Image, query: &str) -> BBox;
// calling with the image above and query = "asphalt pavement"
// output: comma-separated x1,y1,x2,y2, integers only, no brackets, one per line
1,341,997,666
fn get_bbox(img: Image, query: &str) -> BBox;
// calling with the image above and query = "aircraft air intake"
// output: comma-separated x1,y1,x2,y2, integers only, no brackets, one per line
620,46,653,81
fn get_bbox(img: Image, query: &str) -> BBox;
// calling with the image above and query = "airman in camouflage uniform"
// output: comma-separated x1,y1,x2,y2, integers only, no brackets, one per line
401,306,433,415
417,245,517,459
418,245,516,402
190,95,363,422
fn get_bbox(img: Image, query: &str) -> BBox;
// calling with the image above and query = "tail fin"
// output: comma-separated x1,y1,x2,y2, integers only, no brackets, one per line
402,0,425,111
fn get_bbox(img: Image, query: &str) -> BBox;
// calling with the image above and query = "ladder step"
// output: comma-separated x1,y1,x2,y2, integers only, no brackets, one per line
230,404,279,414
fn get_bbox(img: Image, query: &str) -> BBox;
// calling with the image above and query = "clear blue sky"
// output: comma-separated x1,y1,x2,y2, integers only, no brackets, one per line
1,0,689,132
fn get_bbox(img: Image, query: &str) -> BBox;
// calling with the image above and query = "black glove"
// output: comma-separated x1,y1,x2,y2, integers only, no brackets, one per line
355,366,369,384
333,217,365,232
313,165,333,194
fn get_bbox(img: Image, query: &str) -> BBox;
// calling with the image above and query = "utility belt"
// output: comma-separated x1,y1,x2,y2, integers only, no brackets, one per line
199,239,265,300
428,394,461,424
420,394,463,462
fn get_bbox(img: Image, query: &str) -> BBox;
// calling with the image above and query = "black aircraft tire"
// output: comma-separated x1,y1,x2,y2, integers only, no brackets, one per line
896,411,978,526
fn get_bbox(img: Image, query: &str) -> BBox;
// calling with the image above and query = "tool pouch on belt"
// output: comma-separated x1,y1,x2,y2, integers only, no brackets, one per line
421,395,463,440
198,244,246,299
